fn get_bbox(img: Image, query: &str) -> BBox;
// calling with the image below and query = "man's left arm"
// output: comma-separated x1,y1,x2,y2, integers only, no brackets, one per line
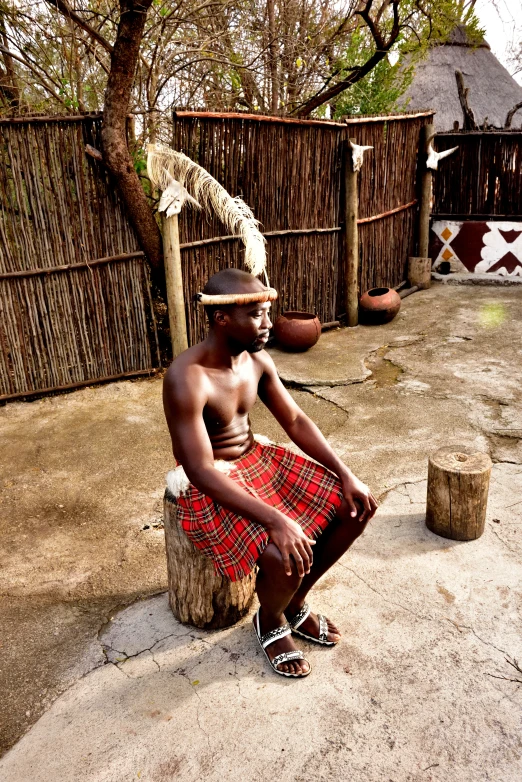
257,352,378,522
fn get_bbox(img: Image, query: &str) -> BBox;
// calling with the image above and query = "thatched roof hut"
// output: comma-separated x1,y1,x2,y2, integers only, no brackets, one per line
400,26,522,131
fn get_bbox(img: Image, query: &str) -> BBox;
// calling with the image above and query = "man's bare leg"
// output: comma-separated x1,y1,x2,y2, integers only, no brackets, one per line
256,500,370,672
255,543,308,675
285,499,370,643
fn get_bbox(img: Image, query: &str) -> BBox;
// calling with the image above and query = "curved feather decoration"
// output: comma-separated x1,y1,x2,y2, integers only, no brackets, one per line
147,143,267,277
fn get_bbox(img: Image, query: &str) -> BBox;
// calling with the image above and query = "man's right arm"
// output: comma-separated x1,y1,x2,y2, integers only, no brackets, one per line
163,367,314,576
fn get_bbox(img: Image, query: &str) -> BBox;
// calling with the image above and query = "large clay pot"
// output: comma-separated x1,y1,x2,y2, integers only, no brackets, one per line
359,287,401,325
273,311,321,351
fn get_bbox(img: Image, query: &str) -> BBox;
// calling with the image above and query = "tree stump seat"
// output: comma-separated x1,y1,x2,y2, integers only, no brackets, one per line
426,446,492,541
163,489,257,629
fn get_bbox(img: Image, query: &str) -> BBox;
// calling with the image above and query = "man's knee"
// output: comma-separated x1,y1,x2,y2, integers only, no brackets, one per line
257,542,301,586
337,498,370,536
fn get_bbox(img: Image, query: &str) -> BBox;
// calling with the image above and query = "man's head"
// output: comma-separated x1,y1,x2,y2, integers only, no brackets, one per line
201,268,275,353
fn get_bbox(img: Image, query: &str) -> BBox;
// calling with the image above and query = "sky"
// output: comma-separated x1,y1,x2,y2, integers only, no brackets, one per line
474,0,522,84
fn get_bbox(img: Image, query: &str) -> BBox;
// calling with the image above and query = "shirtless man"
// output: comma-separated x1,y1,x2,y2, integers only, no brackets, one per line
163,268,378,678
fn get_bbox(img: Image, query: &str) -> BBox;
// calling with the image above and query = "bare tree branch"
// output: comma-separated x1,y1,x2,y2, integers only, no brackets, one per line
505,101,522,128
45,0,113,54
294,0,401,117
0,44,67,106
455,69,478,130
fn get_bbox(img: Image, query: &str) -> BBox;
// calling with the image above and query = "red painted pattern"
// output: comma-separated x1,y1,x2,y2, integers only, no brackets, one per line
175,441,344,581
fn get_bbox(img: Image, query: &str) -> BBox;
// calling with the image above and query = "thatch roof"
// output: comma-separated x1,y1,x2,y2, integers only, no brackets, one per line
400,26,522,131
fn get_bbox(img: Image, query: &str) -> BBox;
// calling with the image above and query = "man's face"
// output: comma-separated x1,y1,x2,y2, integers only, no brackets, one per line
218,300,273,353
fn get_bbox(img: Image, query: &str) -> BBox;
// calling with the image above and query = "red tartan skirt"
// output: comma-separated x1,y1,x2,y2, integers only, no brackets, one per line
173,440,344,581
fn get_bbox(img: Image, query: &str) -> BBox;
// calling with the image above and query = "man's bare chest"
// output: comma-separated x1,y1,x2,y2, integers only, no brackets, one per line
203,365,260,428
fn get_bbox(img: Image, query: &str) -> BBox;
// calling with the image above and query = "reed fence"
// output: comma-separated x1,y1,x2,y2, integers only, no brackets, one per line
432,130,522,219
0,116,160,400
0,110,432,400
172,110,433,345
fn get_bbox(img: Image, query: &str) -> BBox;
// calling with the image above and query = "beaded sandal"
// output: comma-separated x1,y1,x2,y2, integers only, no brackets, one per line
254,608,311,678
287,602,337,646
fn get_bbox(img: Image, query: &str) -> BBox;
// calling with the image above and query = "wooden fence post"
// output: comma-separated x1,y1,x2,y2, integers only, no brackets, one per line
418,123,434,259
162,213,188,357
408,256,431,289
344,137,359,328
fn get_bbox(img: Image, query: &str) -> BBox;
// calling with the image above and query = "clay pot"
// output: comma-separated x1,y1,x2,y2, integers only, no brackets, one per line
359,287,401,325
273,311,321,351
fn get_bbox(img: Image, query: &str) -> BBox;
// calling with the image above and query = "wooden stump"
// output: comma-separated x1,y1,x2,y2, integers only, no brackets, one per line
408,256,432,289
426,446,492,541
163,489,257,629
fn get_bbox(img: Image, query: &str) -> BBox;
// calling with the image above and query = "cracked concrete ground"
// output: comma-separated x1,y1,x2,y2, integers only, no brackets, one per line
1,283,521,780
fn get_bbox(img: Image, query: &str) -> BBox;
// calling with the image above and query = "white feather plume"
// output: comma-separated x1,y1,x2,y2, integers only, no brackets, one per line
147,143,267,277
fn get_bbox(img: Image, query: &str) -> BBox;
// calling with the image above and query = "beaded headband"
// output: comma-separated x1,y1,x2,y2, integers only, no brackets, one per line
195,288,278,306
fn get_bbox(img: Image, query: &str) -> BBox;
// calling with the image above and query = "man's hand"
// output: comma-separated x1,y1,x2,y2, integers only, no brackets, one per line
268,517,316,577
341,473,378,523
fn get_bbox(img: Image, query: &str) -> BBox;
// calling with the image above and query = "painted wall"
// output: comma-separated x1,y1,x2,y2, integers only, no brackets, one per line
430,221,522,276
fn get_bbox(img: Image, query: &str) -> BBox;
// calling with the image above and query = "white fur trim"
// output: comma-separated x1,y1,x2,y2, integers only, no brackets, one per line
166,460,237,499
253,433,273,446
214,460,237,475
165,434,273,499
166,466,191,498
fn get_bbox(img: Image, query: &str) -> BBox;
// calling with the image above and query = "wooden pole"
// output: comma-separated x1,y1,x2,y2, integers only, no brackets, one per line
344,137,359,327
426,446,492,541
418,123,434,260
162,213,188,357
407,256,431,289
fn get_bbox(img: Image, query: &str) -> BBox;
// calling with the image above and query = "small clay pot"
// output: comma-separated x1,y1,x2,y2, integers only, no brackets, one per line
273,311,321,351
359,287,401,325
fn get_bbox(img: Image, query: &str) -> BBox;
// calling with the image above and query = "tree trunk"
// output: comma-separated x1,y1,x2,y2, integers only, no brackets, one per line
426,446,492,541
0,19,20,109
101,0,164,286
164,490,257,629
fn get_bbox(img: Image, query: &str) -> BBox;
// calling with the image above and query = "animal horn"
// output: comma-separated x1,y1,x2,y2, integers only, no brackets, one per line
426,141,458,171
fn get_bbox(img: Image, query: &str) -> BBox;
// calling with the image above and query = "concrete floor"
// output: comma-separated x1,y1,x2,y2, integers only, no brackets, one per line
0,284,521,781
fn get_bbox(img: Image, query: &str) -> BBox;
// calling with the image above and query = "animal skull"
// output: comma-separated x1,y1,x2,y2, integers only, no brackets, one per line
158,169,201,217
350,140,373,172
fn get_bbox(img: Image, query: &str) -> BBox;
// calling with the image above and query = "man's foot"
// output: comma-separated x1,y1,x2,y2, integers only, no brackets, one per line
286,602,341,645
254,608,311,676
